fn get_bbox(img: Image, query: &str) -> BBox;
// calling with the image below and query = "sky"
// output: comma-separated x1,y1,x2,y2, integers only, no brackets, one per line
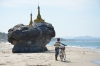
0,0,100,37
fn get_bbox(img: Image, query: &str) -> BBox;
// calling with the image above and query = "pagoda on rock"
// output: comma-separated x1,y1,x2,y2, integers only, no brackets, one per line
34,5,45,22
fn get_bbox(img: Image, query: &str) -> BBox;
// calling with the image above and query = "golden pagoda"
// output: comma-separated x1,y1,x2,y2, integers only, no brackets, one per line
34,5,45,22
29,12,33,26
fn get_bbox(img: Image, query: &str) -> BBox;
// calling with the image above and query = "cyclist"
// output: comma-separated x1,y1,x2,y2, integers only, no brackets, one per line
54,38,60,61
54,38,67,61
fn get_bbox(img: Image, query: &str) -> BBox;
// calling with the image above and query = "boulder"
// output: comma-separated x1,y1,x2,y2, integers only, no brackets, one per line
8,22,55,53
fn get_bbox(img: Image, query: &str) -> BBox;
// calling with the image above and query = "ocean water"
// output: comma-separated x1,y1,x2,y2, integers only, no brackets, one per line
48,41,100,49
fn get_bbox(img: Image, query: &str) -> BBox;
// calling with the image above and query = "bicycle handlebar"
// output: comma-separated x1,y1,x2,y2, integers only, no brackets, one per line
61,43,67,46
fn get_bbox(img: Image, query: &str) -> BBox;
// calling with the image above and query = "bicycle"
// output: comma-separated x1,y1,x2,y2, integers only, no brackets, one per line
59,46,66,61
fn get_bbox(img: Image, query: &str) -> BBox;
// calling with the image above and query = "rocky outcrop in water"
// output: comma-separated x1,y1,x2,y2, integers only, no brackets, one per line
8,22,55,53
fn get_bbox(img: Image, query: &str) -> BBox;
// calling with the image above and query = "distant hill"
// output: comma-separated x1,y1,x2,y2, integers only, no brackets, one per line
74,36,94,39
0,32,8,42
63,36,100,42
51,37,66,41
50,36,100,42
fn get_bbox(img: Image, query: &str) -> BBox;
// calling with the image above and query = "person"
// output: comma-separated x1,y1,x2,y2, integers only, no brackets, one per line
54,38,67,61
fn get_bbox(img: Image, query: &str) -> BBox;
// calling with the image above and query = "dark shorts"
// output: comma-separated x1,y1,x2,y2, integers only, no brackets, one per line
55,47,59,55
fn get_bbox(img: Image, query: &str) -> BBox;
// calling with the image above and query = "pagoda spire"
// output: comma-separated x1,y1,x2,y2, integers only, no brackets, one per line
29,10,33,26
37,3,41,19
34,3,45,22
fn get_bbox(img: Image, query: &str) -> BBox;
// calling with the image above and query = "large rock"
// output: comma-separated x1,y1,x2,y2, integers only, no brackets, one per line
8,22,55,53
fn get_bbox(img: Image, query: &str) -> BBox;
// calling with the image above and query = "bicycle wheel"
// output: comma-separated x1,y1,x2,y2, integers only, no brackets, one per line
63,53,66,61
59,49,62,61
59,50,64,61
60,53,66,61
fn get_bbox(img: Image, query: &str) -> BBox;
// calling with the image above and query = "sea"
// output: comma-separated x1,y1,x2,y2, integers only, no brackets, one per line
47,41,100,52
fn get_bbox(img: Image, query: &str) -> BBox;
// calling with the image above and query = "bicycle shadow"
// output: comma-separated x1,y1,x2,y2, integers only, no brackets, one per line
61,60,71,63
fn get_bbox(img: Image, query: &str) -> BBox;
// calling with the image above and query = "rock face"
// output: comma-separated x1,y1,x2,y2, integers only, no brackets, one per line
8,22,55,53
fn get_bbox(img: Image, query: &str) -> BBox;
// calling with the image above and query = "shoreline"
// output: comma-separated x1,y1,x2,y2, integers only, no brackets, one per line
92,60,100,65
47,45,100,53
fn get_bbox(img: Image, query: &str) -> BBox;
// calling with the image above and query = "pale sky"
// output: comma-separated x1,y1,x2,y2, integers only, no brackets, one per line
0,0,100,37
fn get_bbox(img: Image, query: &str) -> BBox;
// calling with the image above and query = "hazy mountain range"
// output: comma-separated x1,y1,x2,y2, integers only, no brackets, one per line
52,36,100,42
0,32,7,42
63,36,100,39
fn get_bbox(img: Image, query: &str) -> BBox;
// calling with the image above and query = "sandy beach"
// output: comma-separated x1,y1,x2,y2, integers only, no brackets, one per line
0,43,100,66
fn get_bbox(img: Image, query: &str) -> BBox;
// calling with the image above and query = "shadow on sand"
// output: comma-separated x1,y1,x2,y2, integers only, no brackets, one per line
61,60,71,63
55,59,71,63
